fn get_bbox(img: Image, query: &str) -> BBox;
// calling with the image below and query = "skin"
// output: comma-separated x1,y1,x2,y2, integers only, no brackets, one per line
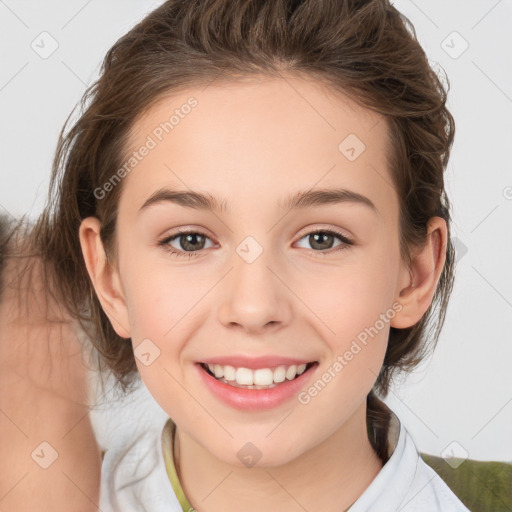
80,74,447,512
0,250,101,511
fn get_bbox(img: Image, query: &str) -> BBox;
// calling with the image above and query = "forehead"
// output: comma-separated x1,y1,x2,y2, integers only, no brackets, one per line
120,74,396,219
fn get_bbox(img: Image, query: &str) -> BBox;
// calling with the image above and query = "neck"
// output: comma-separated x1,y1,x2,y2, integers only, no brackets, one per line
173,403,383,512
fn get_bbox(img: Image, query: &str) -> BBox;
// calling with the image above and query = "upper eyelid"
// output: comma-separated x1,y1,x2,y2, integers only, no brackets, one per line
295,224,353,240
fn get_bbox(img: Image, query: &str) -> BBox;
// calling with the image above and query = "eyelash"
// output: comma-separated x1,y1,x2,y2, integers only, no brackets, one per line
157,228,354,259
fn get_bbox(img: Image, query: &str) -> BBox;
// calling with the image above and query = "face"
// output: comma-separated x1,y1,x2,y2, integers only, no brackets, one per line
95,75,411,466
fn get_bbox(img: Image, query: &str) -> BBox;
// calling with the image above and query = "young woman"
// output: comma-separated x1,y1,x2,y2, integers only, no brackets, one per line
28,0,470,510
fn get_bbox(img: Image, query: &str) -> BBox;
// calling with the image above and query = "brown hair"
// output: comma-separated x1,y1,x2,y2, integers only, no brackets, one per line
29,0,455,462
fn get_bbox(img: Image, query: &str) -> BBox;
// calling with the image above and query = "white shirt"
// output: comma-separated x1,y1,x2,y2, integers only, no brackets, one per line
90,374,470,512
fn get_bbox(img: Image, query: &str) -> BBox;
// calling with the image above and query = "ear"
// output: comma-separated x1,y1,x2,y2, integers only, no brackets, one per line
391,217,448,329
78,217,131,338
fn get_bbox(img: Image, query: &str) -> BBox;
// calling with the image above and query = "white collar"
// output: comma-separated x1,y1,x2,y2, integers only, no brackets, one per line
348,410,417,511
348,410,469,511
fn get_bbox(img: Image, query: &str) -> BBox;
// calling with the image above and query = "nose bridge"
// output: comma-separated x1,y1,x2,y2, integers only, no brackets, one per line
234,235,274,294
217,234,291,332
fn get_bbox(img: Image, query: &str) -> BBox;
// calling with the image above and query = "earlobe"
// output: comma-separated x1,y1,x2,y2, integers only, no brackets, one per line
78,217,131,338
390,217,447,329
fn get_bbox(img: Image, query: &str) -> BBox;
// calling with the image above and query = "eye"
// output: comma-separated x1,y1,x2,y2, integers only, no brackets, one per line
295,228,354,254
158,230,215,258
158,227,354,259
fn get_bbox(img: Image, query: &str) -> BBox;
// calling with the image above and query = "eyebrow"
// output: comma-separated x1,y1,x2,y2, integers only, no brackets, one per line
139,187,378,215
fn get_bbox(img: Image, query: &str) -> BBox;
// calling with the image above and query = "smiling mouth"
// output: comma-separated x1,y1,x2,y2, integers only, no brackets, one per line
199,361,318,390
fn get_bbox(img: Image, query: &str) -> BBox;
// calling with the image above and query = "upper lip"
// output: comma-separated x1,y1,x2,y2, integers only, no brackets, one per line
198,356,317,369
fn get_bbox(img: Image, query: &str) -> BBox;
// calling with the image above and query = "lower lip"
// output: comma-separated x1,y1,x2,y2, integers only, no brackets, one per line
196,362,318,411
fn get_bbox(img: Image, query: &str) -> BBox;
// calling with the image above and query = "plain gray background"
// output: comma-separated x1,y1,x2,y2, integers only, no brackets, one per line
0,0,511,462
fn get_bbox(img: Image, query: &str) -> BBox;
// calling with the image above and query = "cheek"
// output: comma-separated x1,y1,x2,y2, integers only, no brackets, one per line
330,304,389,397
122,263,197,410
298,259,396,345
119,251,200,340
301,298,391,422
301,253,396,391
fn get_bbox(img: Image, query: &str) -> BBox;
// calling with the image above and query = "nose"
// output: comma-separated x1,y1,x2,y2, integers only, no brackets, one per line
217,246,293,335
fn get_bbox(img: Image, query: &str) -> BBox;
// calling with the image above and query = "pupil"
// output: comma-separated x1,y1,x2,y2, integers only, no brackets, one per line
183,233,204,250
311,232,332,250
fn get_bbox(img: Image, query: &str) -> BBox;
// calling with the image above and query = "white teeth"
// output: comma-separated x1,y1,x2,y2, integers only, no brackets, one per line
253,368,274,386
235,367,254,385
223,365,236,381
285,365,297,380
273,366,286,383
203,362,312,386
